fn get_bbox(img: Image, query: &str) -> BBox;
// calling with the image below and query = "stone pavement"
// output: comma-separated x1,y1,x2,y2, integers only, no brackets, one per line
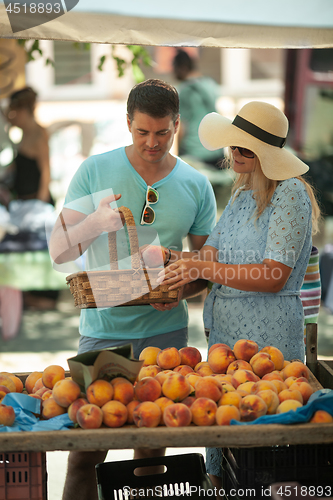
1,289,332,499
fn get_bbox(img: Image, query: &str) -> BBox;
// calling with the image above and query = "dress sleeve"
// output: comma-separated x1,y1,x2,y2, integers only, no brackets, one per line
264,178,312,268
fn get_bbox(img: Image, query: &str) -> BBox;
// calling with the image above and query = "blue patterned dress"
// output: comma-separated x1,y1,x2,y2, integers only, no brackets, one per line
203,178,313,476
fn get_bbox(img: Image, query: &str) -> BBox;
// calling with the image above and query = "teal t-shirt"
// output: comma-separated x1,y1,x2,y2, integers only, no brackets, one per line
64,147,217,340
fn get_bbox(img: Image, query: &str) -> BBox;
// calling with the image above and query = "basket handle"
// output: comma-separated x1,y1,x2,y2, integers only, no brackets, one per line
108,206,142,271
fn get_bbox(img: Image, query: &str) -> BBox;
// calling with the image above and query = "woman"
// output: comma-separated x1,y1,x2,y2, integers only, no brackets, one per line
4,86,52,203
158,101,321,493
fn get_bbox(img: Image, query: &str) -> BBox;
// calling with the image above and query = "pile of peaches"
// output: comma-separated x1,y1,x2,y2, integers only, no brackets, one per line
1,339,332,429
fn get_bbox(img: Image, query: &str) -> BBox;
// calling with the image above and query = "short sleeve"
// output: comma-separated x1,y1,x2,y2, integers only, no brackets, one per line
264,179,312,268
64,157,95,215
188,178,217,236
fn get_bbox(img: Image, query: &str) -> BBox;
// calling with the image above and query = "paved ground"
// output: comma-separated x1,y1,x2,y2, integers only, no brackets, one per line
1,289,332,499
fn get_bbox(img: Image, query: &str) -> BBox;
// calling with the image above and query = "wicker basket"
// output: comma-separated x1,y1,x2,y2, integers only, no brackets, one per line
66,206,179,308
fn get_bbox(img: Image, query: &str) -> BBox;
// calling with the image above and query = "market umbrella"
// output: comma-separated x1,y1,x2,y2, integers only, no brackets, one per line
0,0,333,48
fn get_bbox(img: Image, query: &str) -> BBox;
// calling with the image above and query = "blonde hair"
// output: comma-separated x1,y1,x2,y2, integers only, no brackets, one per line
225,152,322,235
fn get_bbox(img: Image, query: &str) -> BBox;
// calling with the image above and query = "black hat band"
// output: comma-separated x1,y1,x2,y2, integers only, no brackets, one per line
232,115,287,148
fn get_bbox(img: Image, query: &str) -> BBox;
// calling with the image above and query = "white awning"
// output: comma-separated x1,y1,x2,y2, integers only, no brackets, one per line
0,0,333,48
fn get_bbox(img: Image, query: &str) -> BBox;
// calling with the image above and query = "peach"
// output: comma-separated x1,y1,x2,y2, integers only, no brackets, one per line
35,387,52,398
208,343,232,355
250,352,275,378
5,374,23,393
102,400,128,428
137,365,162,381
231,369,259,388
260,346,284,371
173,365,194,377
133,401,161,428
0,403,15,426
154,397,174,425
41,390,53,401
233,339,258,362
155,370,173,386
113,379,135,405
212,374,234,385
42,365,65,389
42,397,66,419
310,410,333,423
0,374,16,393
110,377,132,386
25,371,43,394
216,405,240,425
179,346,202,368
191,397,217,426
185,373,202,388
156,347,181,370
76,403,103,429
195,364,214,377
68,397,89,423
282,361,310,381
163,403,192,427
208,346,236,374
262,371,284,382
139,346,161,366
237,382,256,394
126,400,141,424
283,360,290,368
141,244,165,268
218,391,242,408
227,360,253,375
52,379,81,408
276,400,303,413
256,389,280,414
162,372,191,402
284,376,298,388
135,376,162,402
181,396,196,408
86,379,113,407
32,377,45,393
270,380,288,394
289,381,314,404
278,389,303,405
239,395,267,421
0,385,10,400
220,382,236,393
195,376,223,402
250,380,278,395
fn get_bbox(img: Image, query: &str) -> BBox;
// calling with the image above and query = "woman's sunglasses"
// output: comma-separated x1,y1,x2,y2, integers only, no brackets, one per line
141,186,159,225
230,146,255,159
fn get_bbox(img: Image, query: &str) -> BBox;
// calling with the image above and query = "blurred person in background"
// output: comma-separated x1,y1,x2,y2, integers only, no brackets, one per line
2,86,53,204
0,86,58,311
172,49,223,170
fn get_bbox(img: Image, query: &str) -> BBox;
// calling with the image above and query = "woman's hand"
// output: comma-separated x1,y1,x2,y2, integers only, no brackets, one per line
157,258,200,289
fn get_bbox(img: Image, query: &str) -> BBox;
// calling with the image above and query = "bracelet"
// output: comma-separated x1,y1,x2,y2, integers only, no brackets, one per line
165,248,172,266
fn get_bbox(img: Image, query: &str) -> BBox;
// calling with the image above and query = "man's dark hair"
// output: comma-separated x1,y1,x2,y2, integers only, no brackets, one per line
127,79,179,123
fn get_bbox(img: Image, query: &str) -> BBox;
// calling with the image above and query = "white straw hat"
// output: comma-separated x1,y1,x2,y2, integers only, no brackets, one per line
198,101,309,181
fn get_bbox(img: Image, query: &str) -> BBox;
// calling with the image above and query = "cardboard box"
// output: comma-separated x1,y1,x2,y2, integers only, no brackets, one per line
67,343,143,391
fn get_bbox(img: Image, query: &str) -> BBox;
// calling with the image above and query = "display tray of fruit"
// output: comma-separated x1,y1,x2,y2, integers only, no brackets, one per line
1,341,333,453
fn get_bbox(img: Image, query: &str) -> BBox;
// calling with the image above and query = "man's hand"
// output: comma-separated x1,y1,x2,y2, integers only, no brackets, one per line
90,194,123,235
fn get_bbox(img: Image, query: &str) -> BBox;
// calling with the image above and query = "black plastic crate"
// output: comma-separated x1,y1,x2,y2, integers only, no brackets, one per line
222,444,333,499
96,453,213,499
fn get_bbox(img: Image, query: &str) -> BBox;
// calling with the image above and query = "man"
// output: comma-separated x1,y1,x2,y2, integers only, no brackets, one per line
49,78,216,500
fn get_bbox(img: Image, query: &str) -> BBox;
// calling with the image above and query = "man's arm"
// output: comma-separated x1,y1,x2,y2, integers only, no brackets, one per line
49,194,122,264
